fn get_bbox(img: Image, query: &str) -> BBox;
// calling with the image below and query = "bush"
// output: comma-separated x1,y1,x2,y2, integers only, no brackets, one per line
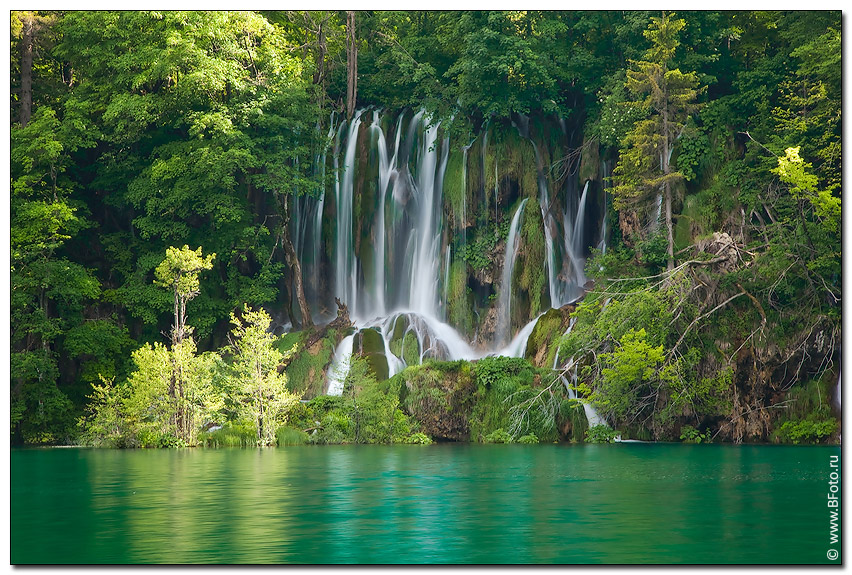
585,425,617,443
202,423,257,447
517,433,539,444
680,425,711,444
404,432,433,445
775,416,838,445
484,428,513,443
276,426,309,445
311,410,354,444
157,434,186,448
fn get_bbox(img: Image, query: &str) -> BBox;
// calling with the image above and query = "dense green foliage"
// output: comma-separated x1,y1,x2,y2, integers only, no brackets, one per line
10,10,840,445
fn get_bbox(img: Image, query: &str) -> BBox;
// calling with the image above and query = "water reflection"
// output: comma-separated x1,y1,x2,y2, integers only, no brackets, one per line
11,444,838,564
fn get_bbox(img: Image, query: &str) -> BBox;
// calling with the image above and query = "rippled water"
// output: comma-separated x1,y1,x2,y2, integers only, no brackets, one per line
11,444,839,564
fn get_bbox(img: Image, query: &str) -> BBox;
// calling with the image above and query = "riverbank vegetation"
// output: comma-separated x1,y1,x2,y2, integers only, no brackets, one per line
11,10,840,446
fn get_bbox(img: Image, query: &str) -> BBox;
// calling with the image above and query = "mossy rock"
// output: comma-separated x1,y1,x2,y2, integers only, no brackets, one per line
284,329,337,398
354,328,390,381
578,136,601,184
399,361,476,441
525,305,574,367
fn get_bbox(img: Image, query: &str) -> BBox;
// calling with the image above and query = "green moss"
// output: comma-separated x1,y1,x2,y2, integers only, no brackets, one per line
277,331,303,354
399,360,476,441
447,260,473,337
518,203,548,317
390,324,422,368
284,329,337,398
525,307,564,363
401,332,420,367
467,137,483,199
443,147,465,224
503,128,538,199
579,137,601,184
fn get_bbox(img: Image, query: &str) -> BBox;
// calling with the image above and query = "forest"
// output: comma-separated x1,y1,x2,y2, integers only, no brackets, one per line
9,10,841,447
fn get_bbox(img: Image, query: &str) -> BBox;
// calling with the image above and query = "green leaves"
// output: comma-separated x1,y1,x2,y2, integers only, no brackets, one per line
774,147,840,232
154,245,216,299
229,305,301,445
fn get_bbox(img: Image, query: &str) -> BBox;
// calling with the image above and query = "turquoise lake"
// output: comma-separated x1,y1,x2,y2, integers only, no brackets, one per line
10,443,840,564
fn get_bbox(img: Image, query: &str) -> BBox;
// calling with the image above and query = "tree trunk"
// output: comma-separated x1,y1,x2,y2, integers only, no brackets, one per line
665,184,674,271
661,87,675,271
19,13,34,127
282,231,313,328
313,16,328,86
280,196,313,327
346,11,358,120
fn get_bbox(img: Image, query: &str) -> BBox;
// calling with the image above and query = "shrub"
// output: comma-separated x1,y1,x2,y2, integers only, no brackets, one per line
517,433,539,444
776,416,838,445
484,428,513,443
157,434,186,448
680,425,711,444
404,432,433,445
202,423,257,447
585,425,617,443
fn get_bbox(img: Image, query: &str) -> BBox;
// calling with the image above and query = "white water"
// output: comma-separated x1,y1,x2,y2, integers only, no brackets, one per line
327,334,355,396
495,314,543,359
496,198,529,346
336,110,363,317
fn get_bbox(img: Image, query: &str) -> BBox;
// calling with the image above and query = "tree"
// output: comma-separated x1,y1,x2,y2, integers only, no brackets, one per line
154,245,216,348
346,11,358,119
612,12,704,270
17,11,34,126
10,105,99,444
153,245,215,442
229,305,301,446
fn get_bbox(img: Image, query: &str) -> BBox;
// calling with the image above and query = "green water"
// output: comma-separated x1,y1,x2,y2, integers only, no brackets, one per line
11,444,840,564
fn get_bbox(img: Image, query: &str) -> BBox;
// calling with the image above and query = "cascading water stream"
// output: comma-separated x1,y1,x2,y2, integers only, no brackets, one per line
408,113,445,316
497,314,543,359
496,198,529,346
552,317,607,428
336,110,363,318
327,334,355,396
566,180,589,288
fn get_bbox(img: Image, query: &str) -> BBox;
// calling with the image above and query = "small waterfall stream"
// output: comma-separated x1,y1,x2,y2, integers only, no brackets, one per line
496,198,529,346
553,317,607,428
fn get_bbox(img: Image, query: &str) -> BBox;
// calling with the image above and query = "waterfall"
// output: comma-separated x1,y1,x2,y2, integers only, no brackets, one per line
497,314,543,359
443,244,451,316
496,198,529,346
460,141,471,247
336,110,363,318
327,334,355,396
408,113,444,316
553,317,607,428
566,180,589,289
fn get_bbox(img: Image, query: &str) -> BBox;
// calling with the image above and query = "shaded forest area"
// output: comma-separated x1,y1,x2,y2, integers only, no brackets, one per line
10,11,840,445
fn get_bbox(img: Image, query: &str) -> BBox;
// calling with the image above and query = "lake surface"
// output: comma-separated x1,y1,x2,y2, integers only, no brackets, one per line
11,444,840,564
